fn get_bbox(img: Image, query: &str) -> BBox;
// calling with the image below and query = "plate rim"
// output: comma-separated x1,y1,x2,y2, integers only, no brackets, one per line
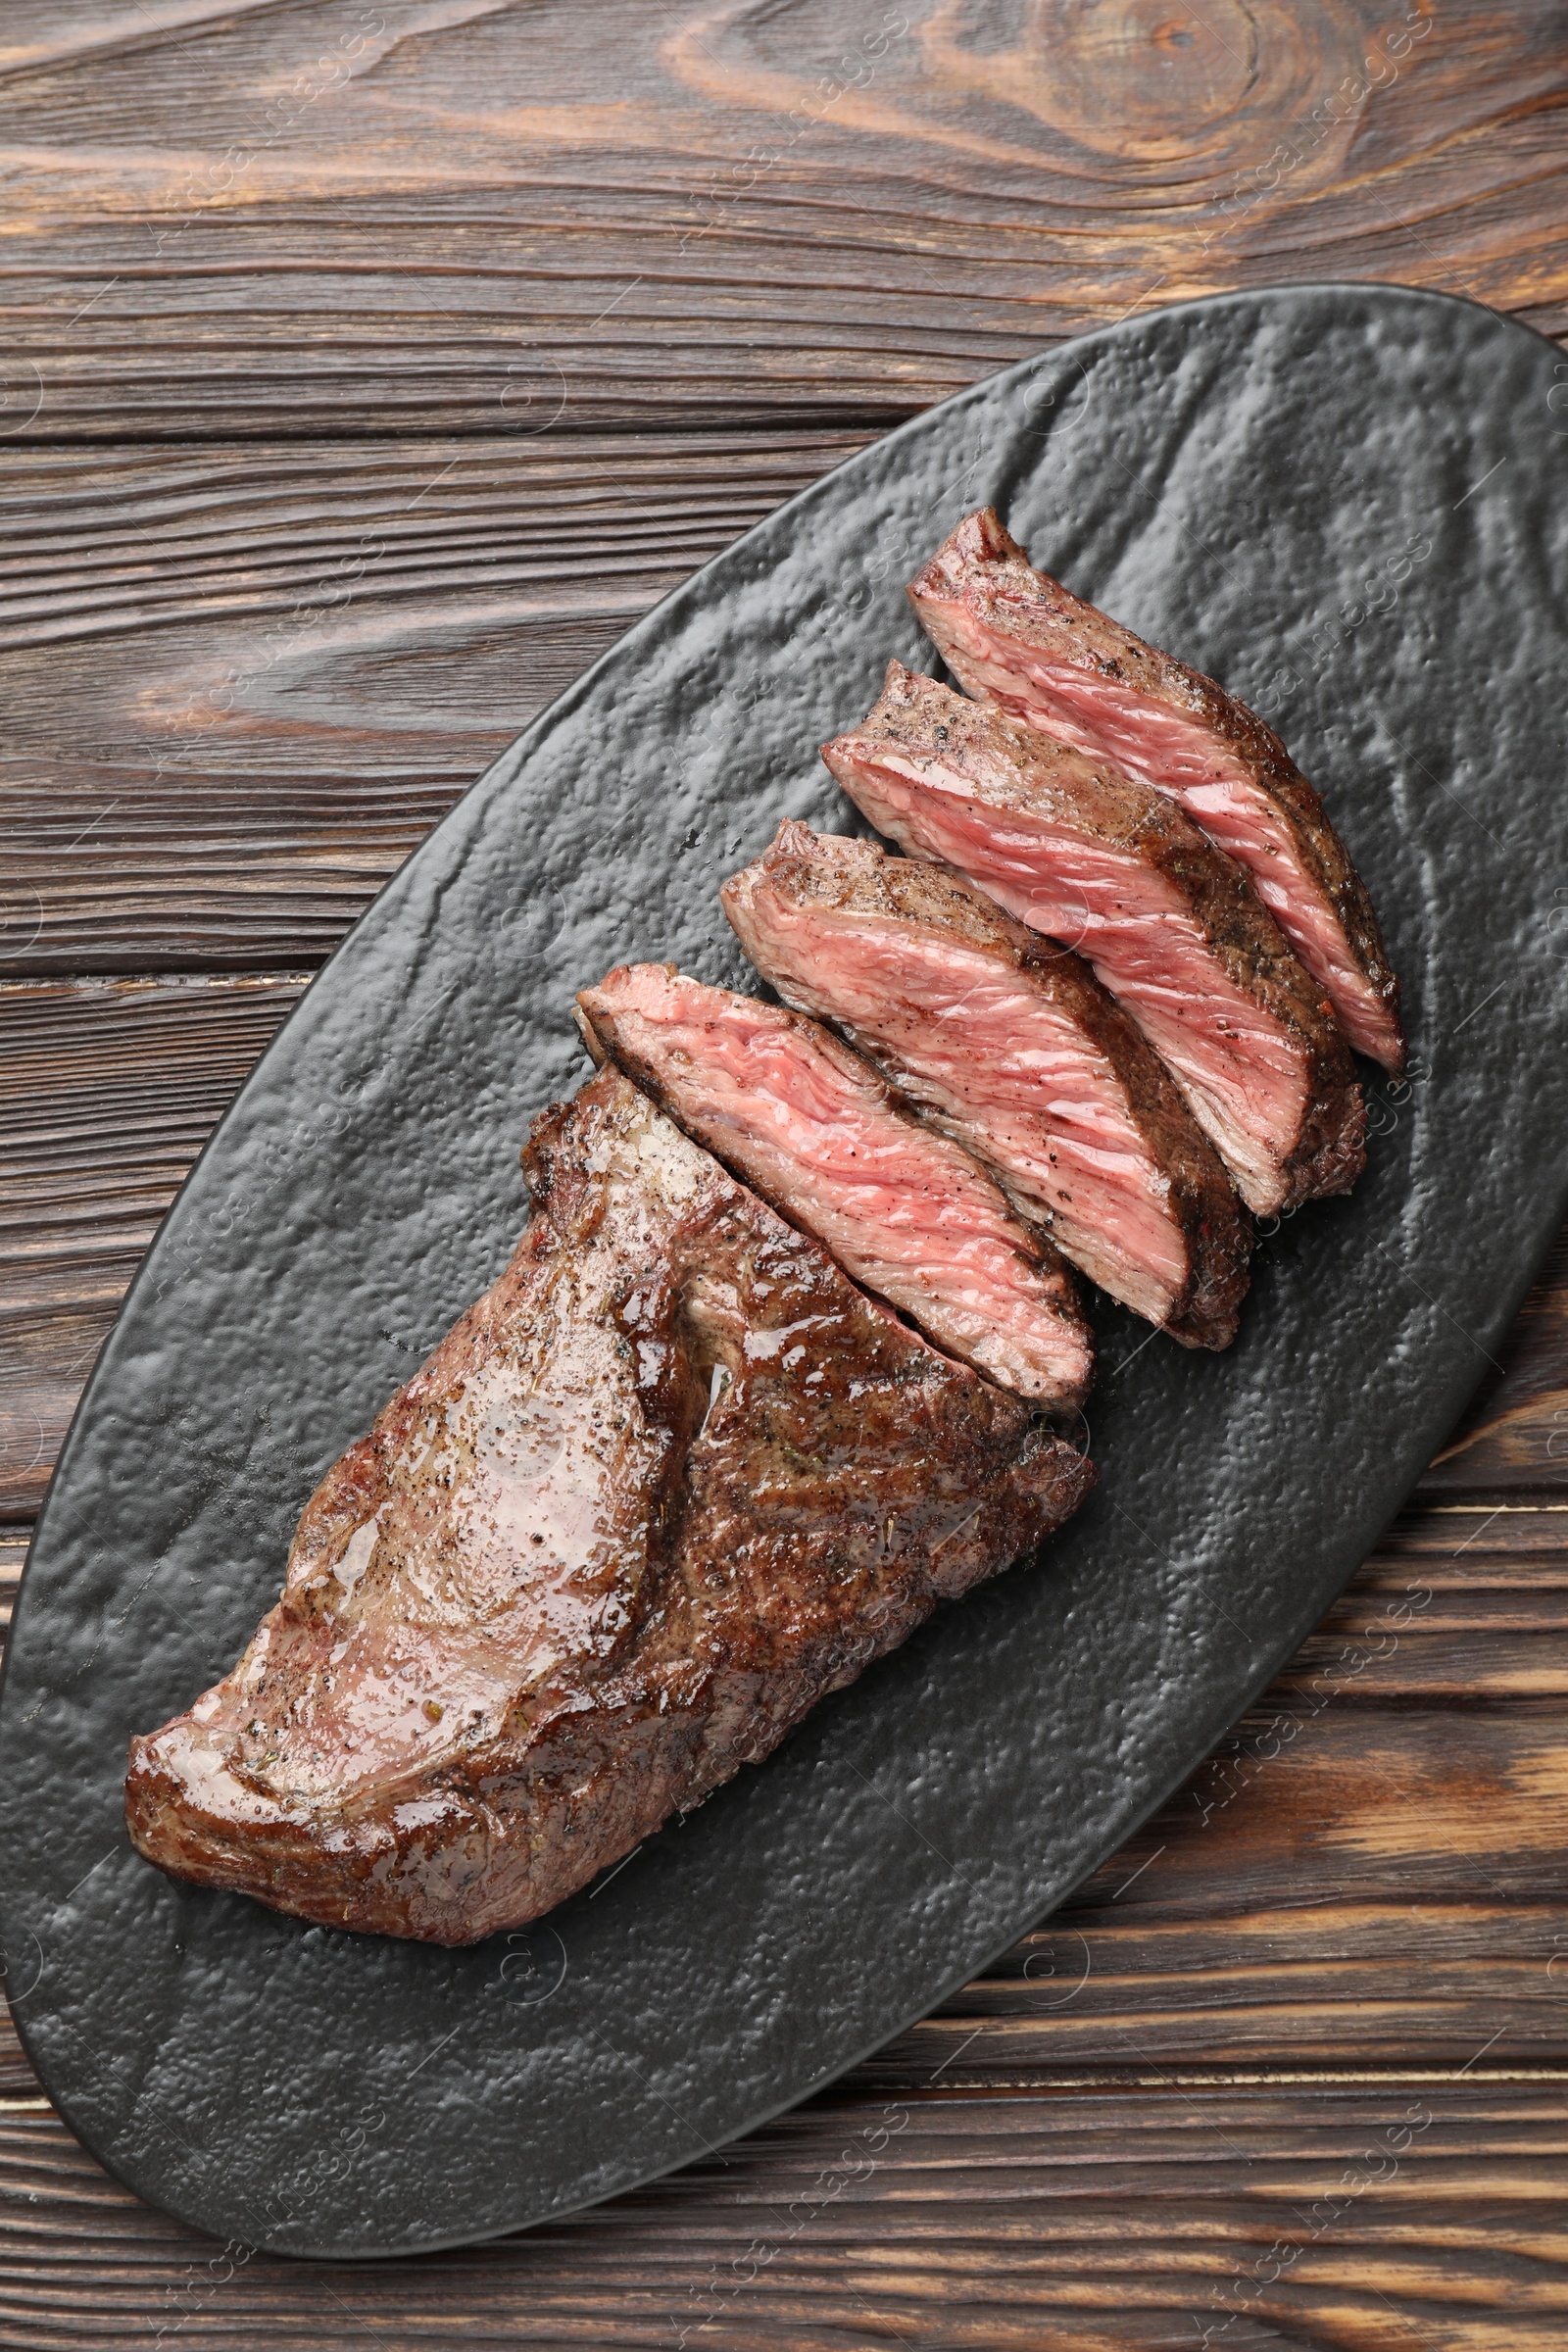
6,275,1566,2260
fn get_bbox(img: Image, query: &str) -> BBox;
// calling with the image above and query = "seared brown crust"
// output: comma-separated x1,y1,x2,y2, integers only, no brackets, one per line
825,663,1366,1213
125,1070,1092,1944
910,509,1403,1072
723,823,1251,1348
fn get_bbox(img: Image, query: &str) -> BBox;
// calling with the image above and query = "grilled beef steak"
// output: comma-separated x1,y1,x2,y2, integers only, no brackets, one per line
823,663,1364,1219
575,964,1094,1406
909,509,1403,1071
724,822,1251,1348
125,1070,1094,1944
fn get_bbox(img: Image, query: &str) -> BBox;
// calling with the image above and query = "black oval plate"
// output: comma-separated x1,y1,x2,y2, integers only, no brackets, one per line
4,285,1567,2261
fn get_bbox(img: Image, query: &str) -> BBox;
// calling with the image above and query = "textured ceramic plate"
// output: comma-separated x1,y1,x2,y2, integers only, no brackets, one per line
4,285,1567,2261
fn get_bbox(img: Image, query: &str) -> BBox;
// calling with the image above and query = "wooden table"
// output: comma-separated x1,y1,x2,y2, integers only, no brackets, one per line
3,4,1566,2342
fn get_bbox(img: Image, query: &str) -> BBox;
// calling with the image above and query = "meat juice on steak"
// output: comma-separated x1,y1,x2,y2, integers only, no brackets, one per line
126,1070,1094,1943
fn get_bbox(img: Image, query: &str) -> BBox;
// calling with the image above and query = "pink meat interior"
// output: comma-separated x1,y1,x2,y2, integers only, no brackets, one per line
583,968,1092,1402
727,883,1188,1324
830,743,1305,1215
921,587,1393,1061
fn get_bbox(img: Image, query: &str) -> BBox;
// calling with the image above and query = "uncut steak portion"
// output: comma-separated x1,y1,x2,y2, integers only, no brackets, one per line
575,964,1093,1406
823,662,1364,1219
125,1070,1094,1945
724,822,1251,1348
910,508,1403,1071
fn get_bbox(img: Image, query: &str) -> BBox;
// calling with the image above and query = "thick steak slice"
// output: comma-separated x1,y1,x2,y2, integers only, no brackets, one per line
724,821,1251,1348
823,662,1364,1219
909,508,1403,1071
125,1070,1093,1945
575,964,1093,1406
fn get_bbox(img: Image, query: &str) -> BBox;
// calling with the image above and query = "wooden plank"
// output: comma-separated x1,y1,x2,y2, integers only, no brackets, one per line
0,1502,1559,2329
0,9,1561,2339
0,1536,22,1640
0,431,871,972
853,1512,1568,2084
0,2,1562,438
871,1715,1568,2073
0,975,307,1514
1417,1233,1568,1499
0,2078,1562,2345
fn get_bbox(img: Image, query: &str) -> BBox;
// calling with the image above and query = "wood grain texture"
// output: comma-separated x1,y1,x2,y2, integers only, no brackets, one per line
0,2081,1564,2350
0,0,1562,439
0,433,868,972
0,975,307,1514
0,1511,1561,2344
1,0,1565,2330
1420,1233,1568,1498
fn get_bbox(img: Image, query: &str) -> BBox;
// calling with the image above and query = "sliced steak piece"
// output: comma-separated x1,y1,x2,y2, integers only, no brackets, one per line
575,964,1094,1406
909,508,1403,1071
125,1069,1094,1945
822,662,1365,1219
724,821,1251,1348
